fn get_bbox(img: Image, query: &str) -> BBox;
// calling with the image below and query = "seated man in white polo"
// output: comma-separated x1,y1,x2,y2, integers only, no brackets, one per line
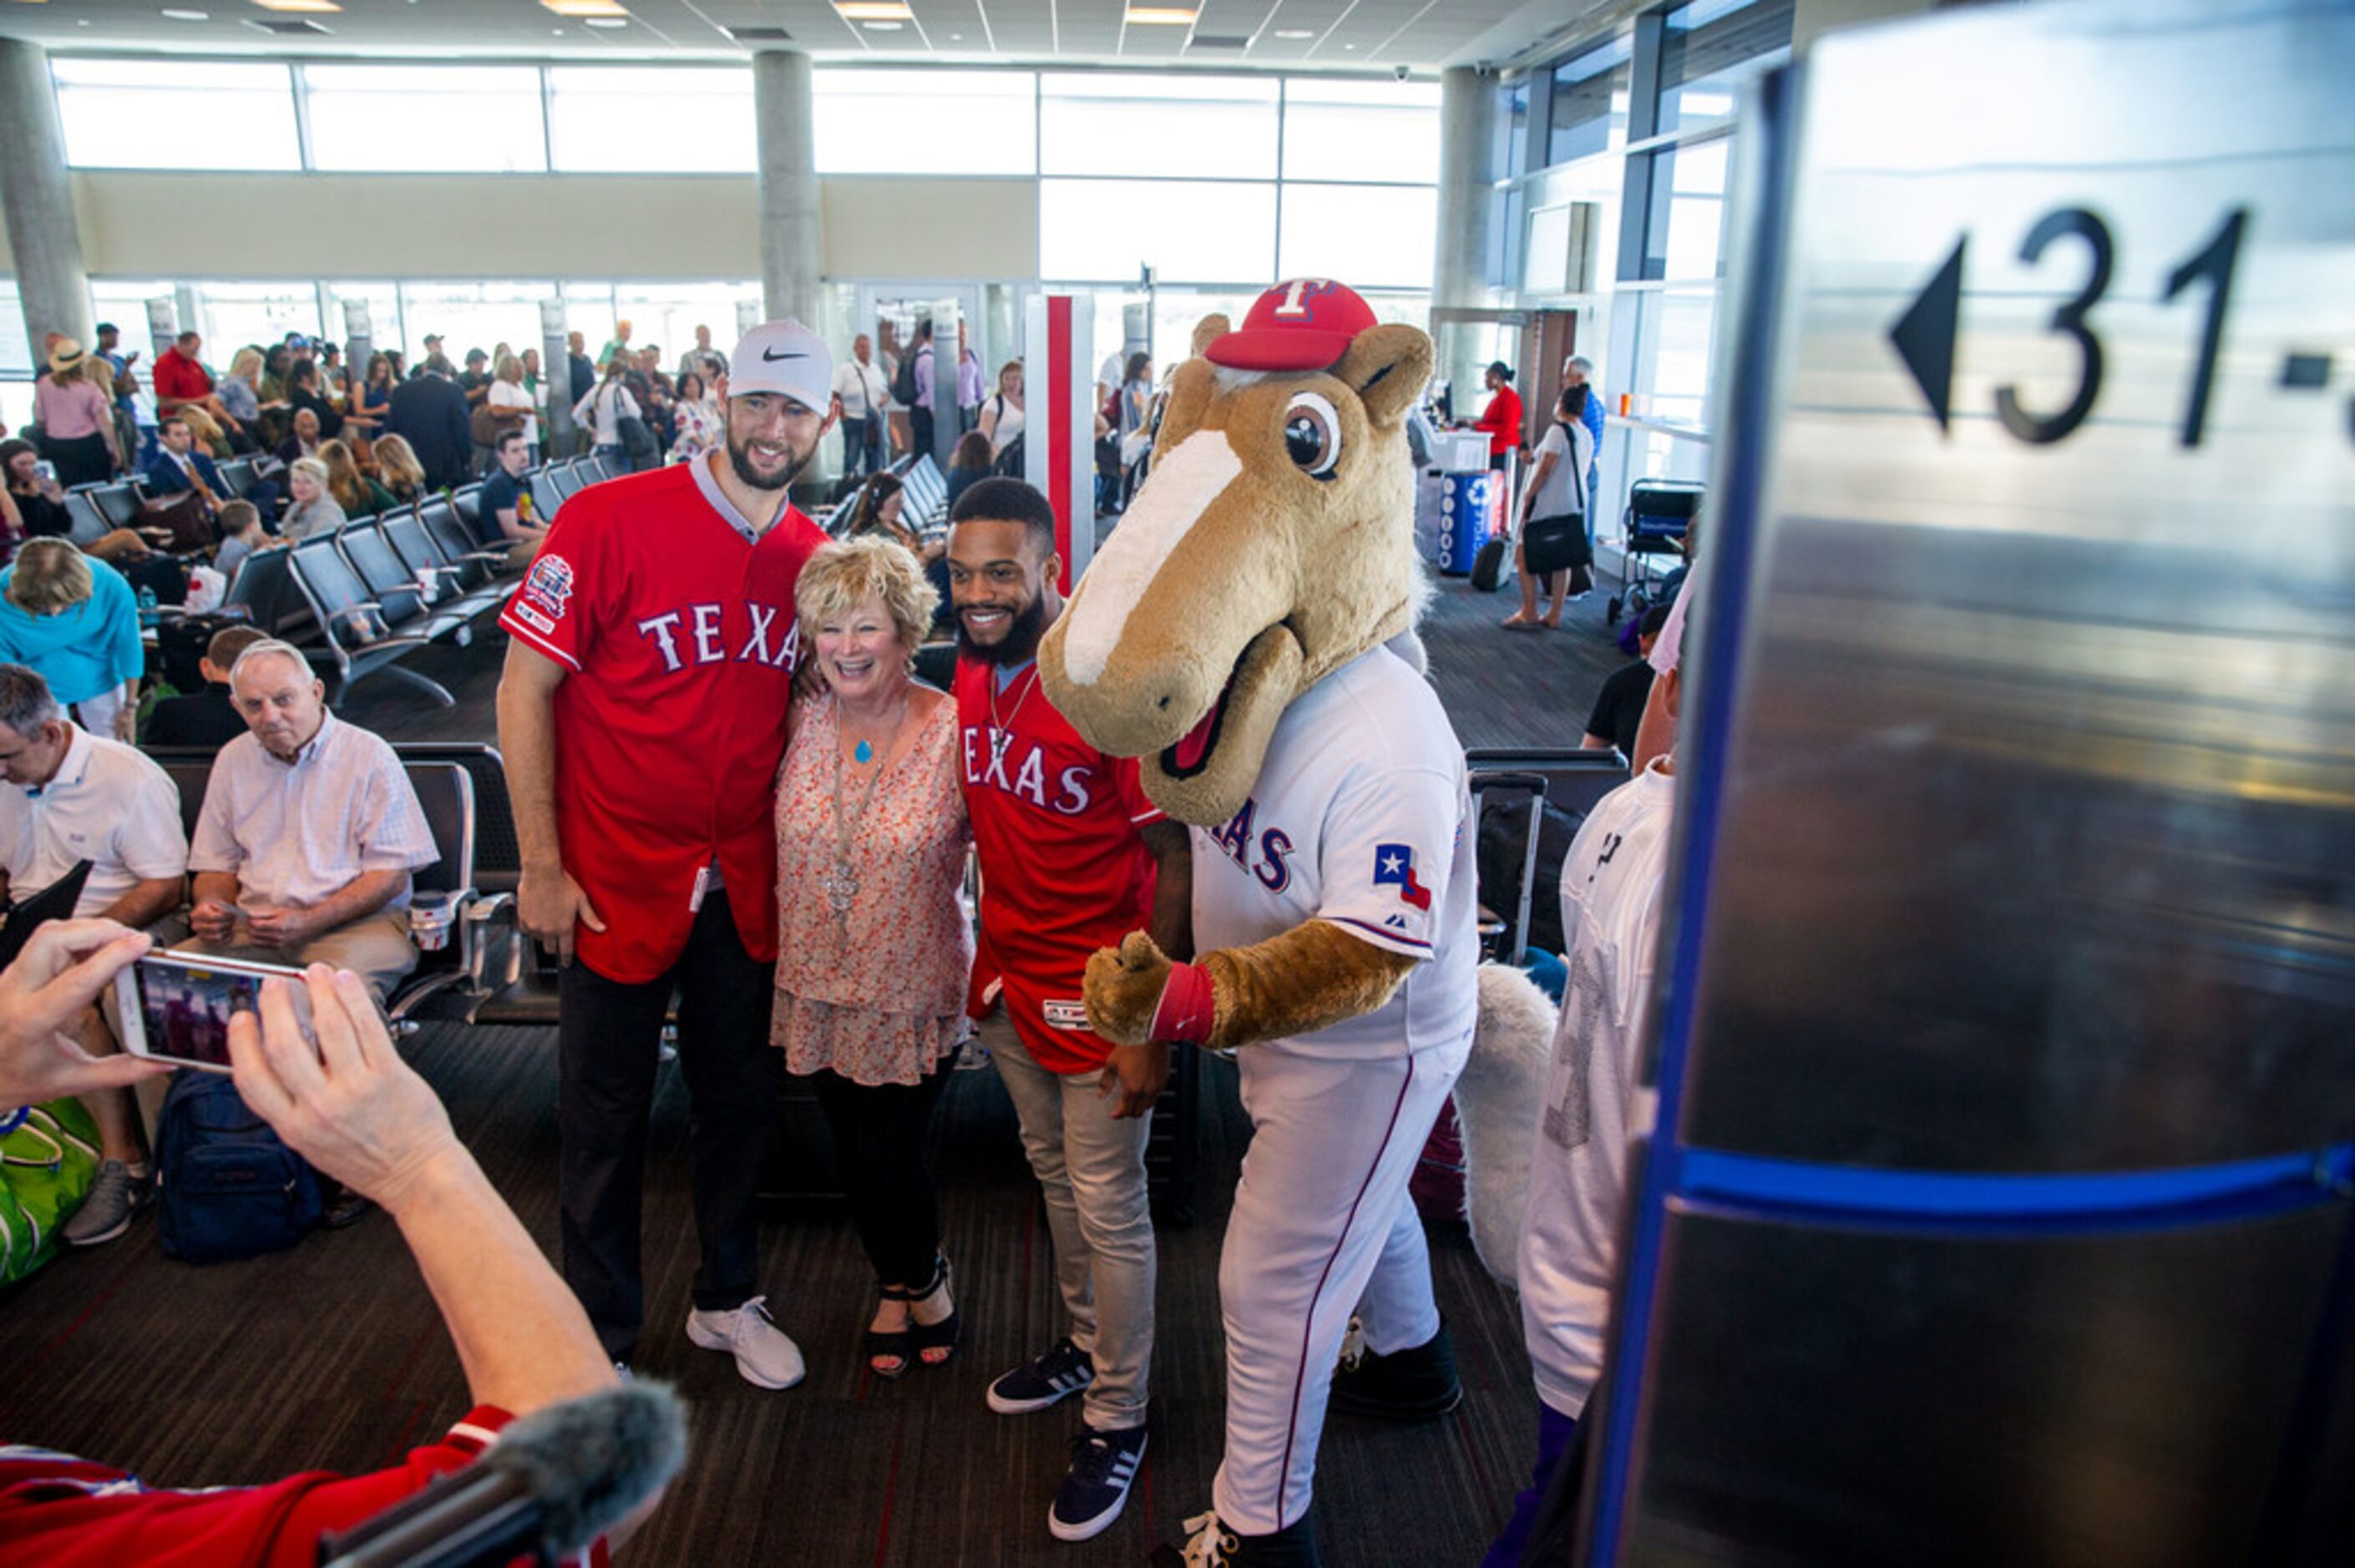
179,640,436,999
0,662,188,1246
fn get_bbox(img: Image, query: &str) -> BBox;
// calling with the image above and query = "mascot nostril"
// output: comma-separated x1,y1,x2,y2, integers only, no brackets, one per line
1041,278,1522,1559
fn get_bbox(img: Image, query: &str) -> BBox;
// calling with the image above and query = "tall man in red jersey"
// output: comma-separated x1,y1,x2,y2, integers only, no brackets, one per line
496,320,838,1386
948,478,1193,1544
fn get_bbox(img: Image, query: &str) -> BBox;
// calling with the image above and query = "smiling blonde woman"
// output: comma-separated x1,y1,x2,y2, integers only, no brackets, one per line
771,533,970,1379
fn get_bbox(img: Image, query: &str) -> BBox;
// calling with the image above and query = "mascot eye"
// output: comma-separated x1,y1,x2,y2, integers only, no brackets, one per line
1282,392,1341,481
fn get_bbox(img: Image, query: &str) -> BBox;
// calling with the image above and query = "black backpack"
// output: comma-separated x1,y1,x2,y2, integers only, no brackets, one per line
155,1070,322,1264
155,610,251,695
890,348,922,409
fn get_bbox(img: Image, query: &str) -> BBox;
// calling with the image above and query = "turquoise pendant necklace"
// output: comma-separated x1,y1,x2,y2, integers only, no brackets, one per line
854,740,874,764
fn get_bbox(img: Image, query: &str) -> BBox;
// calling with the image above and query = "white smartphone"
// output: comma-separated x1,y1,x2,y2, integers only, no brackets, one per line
114,950,312,1075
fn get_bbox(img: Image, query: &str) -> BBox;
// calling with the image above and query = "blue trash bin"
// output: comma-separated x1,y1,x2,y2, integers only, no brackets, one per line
1436,470,1494,576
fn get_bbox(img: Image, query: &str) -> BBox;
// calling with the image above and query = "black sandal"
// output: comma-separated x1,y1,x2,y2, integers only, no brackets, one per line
908,1254,961,1368
866,1283,914,1379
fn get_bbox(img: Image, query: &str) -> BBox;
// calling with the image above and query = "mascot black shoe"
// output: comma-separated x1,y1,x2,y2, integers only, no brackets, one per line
1329,1315,1463,1422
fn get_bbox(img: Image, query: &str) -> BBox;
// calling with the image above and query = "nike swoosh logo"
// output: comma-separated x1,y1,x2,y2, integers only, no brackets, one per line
762,349,808,362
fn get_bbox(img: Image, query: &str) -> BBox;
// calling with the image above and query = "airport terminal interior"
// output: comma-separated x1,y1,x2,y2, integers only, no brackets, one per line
0,0,2347,1564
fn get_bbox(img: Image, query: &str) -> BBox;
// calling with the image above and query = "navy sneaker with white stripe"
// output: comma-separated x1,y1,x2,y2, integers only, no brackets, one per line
1051,1424,1148,1542
986,1336,1094,1414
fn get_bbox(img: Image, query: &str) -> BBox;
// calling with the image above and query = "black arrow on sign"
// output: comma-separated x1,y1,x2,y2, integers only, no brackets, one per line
1890,238,1965,432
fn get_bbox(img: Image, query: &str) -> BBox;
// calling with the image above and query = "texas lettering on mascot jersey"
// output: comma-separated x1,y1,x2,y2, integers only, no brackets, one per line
499,459,828,983
955,655,1163,1073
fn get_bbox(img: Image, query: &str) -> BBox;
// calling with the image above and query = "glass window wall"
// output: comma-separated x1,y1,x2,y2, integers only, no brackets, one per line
53,59,299,171
195,282,327,357
1279,185,1438,290
1657,0,1794,137
1040,179,1277,285
1641,138,1730,281
1041,73,1278,180
814,69,1036,176
1280,78,1441,185
550,68,756,174
1547,37,1632,166
304,64,546,173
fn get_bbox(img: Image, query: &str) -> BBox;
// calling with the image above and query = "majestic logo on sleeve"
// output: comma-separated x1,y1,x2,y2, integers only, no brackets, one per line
514,554,575,635
1373,843,1431,910
524,554,574,616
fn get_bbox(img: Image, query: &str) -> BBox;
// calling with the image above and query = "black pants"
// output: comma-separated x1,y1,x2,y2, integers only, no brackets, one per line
557,888,782,1361
39,431,112,488
809,1062,951,1287
909,406,934,461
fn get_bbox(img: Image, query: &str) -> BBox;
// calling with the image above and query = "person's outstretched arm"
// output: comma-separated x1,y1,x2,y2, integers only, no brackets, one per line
228,965,614,1416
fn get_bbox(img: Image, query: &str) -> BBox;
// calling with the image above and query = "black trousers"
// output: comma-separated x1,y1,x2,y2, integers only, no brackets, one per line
39,431,113,488
809,1062,951,1287
558,888,781,1361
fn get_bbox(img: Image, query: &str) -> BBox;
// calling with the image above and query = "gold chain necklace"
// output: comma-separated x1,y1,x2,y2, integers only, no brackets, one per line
821,695,908,927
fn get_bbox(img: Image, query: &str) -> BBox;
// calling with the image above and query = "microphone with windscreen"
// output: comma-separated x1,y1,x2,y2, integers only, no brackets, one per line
317,1381,687,1568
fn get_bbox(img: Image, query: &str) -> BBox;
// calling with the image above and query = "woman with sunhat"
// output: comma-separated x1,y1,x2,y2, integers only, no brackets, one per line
33,341,122,487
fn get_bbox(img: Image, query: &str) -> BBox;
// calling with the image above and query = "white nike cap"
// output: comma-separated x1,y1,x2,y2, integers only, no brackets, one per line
727,319,834,414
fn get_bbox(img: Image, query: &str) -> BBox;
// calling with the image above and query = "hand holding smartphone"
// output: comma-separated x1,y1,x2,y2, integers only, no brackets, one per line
114,951,314,1074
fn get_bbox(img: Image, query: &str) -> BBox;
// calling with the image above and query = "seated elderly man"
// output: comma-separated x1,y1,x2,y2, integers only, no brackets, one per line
179,640,435,999
0,664,186,1247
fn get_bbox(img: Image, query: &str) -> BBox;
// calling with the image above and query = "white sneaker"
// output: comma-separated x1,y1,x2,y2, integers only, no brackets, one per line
685,1295,806,1389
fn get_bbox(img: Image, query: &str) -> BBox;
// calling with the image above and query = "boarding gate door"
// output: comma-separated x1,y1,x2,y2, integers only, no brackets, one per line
1573,3,2355,1562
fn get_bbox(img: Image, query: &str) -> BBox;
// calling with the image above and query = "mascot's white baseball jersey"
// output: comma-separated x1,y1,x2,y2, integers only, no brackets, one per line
1192,641,1479,1539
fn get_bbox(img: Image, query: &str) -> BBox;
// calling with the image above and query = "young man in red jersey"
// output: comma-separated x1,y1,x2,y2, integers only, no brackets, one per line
948,478,1193,1544
497,321,837,1387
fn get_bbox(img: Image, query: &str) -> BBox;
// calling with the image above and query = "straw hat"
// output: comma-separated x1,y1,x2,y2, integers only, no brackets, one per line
47,339,85,373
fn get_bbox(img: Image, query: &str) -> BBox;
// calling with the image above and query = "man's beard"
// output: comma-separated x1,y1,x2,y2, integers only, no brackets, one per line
727,434,811,492
956,592,1050,667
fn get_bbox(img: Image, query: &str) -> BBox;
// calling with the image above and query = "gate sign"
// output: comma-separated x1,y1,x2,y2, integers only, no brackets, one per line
1586,1,2355,1562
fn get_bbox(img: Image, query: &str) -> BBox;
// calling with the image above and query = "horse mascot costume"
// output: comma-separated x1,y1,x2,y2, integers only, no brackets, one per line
1040,279,1552,1566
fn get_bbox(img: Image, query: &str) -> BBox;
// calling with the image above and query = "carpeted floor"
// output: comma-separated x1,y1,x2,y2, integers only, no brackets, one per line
0,567,1638,1565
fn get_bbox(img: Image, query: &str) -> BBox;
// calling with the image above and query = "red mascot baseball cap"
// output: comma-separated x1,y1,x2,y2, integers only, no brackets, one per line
1204,279,1377,372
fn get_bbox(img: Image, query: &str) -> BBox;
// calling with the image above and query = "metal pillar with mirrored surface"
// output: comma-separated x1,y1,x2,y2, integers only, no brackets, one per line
1578,1,2355,1561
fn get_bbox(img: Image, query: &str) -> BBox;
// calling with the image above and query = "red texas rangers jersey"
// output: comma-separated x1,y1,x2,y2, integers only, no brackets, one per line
499,459,828,984
1189,643,1480,1058
956,655,1162,1074
0,1405,609,1567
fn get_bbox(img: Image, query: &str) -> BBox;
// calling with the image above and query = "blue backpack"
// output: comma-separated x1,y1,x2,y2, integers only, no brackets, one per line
155,1071,322,1264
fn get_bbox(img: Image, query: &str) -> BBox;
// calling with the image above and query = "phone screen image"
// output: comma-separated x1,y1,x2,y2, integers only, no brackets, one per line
130,958,276,1070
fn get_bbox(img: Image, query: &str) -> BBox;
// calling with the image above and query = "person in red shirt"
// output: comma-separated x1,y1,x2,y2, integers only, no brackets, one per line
945,477,1193,1543
151,330,253,451
0,922,631,1564
1474,358,1525,472
496,320,838,1386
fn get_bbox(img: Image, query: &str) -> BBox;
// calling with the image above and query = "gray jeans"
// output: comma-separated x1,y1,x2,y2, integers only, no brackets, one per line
991,1027,1156,1431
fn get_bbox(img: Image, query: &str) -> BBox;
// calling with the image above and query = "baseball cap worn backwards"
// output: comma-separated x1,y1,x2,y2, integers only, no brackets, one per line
1205,279,1378,372
729,320,834,413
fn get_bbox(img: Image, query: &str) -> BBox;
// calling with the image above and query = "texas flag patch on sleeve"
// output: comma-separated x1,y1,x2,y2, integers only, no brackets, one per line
1372,842,1432,910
